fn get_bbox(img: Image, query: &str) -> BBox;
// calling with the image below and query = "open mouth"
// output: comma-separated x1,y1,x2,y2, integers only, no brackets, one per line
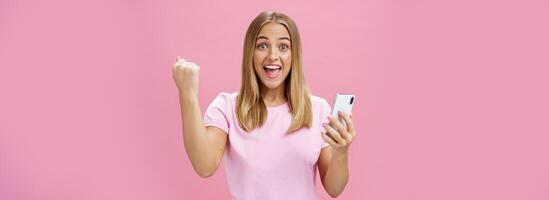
263,65,282,79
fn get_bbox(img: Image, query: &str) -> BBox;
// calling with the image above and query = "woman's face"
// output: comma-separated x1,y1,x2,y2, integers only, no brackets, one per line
253,22,292,90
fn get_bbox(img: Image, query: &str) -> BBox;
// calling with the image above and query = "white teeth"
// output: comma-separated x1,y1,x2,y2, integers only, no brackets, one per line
264,65,281,69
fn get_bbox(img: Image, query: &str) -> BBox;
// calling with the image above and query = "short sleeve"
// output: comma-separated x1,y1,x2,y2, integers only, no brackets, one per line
203,93,230,134
320,98,332,149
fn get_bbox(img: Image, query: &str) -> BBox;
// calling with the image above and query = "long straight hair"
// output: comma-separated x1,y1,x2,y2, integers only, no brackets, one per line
236,11,312,134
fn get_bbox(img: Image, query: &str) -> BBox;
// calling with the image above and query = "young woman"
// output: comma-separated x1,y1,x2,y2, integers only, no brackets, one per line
172,11,356,200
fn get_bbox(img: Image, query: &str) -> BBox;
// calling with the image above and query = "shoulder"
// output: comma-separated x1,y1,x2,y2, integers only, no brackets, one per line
208,91,239,110
309,94,332,116
309,94,331,112
214,91,239,102
309,94,332,124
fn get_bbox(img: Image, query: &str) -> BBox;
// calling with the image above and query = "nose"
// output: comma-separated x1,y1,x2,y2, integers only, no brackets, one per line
268,47,279,61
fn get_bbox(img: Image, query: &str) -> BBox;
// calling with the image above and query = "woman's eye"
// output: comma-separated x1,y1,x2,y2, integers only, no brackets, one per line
280,44,289,50
257,43,268,49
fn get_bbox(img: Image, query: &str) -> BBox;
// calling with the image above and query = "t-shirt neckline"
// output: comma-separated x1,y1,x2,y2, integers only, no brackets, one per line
266,102,288,110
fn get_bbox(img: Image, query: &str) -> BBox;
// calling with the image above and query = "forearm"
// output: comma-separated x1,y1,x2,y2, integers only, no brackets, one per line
178,94,217,175
323,152,349,197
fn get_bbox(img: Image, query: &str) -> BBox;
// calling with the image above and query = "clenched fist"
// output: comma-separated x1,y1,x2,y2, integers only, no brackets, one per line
172,57,200,98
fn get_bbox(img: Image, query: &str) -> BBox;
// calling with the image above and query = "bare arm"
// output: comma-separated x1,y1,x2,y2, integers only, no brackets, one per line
318,147,349,198
173,57,227,178
318,111,356,197
178,94,227,178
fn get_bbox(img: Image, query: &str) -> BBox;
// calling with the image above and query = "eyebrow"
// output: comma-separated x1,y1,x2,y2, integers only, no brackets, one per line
256,36,291,41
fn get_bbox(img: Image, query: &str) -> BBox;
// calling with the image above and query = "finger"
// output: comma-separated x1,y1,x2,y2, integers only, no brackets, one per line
180,62,191,68
190,63,200,70
337,111,349,128
173,62,180,70
331,114,354,142
340,111,355,136
328,115,348,138
174,61,182,69
323,123,346,145
321,131,338,146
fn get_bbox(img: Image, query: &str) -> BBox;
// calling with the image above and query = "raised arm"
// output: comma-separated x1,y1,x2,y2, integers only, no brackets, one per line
173,57,227,178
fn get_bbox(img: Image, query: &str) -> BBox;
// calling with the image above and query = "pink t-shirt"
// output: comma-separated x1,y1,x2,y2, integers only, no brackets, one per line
203,92,331,200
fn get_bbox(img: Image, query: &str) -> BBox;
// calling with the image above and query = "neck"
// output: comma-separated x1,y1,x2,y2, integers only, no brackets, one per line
261,84,287,107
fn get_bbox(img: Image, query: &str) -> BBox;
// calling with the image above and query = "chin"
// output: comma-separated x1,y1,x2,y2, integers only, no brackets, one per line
260,79,285,90
262,83,282,89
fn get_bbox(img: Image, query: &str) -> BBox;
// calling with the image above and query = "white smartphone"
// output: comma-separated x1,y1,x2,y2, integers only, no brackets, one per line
331,94,355,126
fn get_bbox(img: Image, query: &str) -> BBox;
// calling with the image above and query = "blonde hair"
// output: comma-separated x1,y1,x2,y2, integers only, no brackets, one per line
236,11,312,134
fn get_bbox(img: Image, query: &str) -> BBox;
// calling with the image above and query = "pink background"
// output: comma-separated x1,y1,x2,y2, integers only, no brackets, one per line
1,0,548,199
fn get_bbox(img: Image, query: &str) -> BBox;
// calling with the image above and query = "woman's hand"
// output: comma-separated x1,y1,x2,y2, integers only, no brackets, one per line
172,57,200,98
321,111,356,156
